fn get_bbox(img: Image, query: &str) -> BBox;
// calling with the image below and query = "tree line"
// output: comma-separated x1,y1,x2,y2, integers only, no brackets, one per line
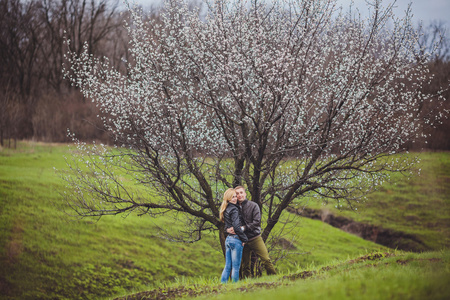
0,0,449,149
0,0,131,146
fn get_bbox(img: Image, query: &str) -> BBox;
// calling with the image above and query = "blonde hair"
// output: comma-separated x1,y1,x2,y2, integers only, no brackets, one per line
219,188,236,222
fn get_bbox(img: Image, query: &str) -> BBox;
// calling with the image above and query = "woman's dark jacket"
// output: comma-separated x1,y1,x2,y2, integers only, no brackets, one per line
223,203,248,243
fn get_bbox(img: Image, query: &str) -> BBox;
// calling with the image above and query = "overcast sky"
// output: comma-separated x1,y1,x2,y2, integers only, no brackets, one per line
127,0,450,25
342,0,450,25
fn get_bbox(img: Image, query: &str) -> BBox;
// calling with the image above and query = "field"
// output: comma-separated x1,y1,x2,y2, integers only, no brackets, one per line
0,142,449,300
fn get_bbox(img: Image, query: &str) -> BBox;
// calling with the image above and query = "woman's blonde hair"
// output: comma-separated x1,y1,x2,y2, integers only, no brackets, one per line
219,188,236,222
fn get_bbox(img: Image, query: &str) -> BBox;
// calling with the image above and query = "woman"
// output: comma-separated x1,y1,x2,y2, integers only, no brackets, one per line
219,188,248,283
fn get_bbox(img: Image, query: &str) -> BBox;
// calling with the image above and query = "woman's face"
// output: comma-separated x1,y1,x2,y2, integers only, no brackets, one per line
229,193,237,204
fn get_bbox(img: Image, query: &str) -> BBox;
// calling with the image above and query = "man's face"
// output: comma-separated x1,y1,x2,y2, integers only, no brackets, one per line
235,188,246,203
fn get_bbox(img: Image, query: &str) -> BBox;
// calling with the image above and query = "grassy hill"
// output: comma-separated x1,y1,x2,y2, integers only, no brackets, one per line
114,250,449,300
0,142,449,299
0,143,222,299
296,151,450,251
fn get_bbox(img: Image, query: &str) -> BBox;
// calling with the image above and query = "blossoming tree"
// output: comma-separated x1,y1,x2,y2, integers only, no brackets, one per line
63,0,443,252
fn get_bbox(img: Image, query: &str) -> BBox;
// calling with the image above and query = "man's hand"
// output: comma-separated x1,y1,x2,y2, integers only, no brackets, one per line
227,227,236,234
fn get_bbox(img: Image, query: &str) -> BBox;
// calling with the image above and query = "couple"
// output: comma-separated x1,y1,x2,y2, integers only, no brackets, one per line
219,186,276,283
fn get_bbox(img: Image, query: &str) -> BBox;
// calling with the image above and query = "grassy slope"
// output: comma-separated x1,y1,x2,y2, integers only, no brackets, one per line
187,250,450,300
302,152,450,250
0,142,385,300
0,143,221,299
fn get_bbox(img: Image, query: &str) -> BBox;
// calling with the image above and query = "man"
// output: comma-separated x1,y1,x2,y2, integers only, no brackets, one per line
226,186,276,277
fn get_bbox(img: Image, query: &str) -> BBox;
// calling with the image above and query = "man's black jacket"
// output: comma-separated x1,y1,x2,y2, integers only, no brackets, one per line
240,199,261,240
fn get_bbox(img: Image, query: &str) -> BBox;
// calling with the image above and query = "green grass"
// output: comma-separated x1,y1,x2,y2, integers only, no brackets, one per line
116,250,450,300
210,250,450,300
0,142,222,299
302,152,450,250
0,142,449,300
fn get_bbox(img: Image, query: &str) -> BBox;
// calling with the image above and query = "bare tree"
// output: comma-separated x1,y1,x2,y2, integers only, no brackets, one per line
38,0,125,92
0,0,44,144
0,0,42,96
62,0,445,253
0,0,130,143
0,83,25,148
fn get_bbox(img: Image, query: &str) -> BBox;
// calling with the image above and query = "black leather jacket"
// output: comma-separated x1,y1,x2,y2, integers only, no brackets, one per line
223,203,248,243
240,199,261,240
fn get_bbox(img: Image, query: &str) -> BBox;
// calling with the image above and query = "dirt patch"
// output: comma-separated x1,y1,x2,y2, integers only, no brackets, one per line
396,257,443,265
114,282,285,300
237,282,283,292
396,259,411,265
348,252,394,264
5,219,24,264
283,270,316,281
320,265,335,271
113,286,223,300
283,252,394,282
288,207,430,252
1,219,24,297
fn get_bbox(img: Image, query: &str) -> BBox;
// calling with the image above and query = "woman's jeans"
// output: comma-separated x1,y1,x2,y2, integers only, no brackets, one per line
220,235,244,283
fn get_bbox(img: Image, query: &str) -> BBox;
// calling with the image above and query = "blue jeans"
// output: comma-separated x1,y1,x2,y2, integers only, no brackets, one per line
220,235,244,283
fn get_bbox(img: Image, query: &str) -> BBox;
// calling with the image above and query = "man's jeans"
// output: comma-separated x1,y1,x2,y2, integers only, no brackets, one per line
220,235,244,283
